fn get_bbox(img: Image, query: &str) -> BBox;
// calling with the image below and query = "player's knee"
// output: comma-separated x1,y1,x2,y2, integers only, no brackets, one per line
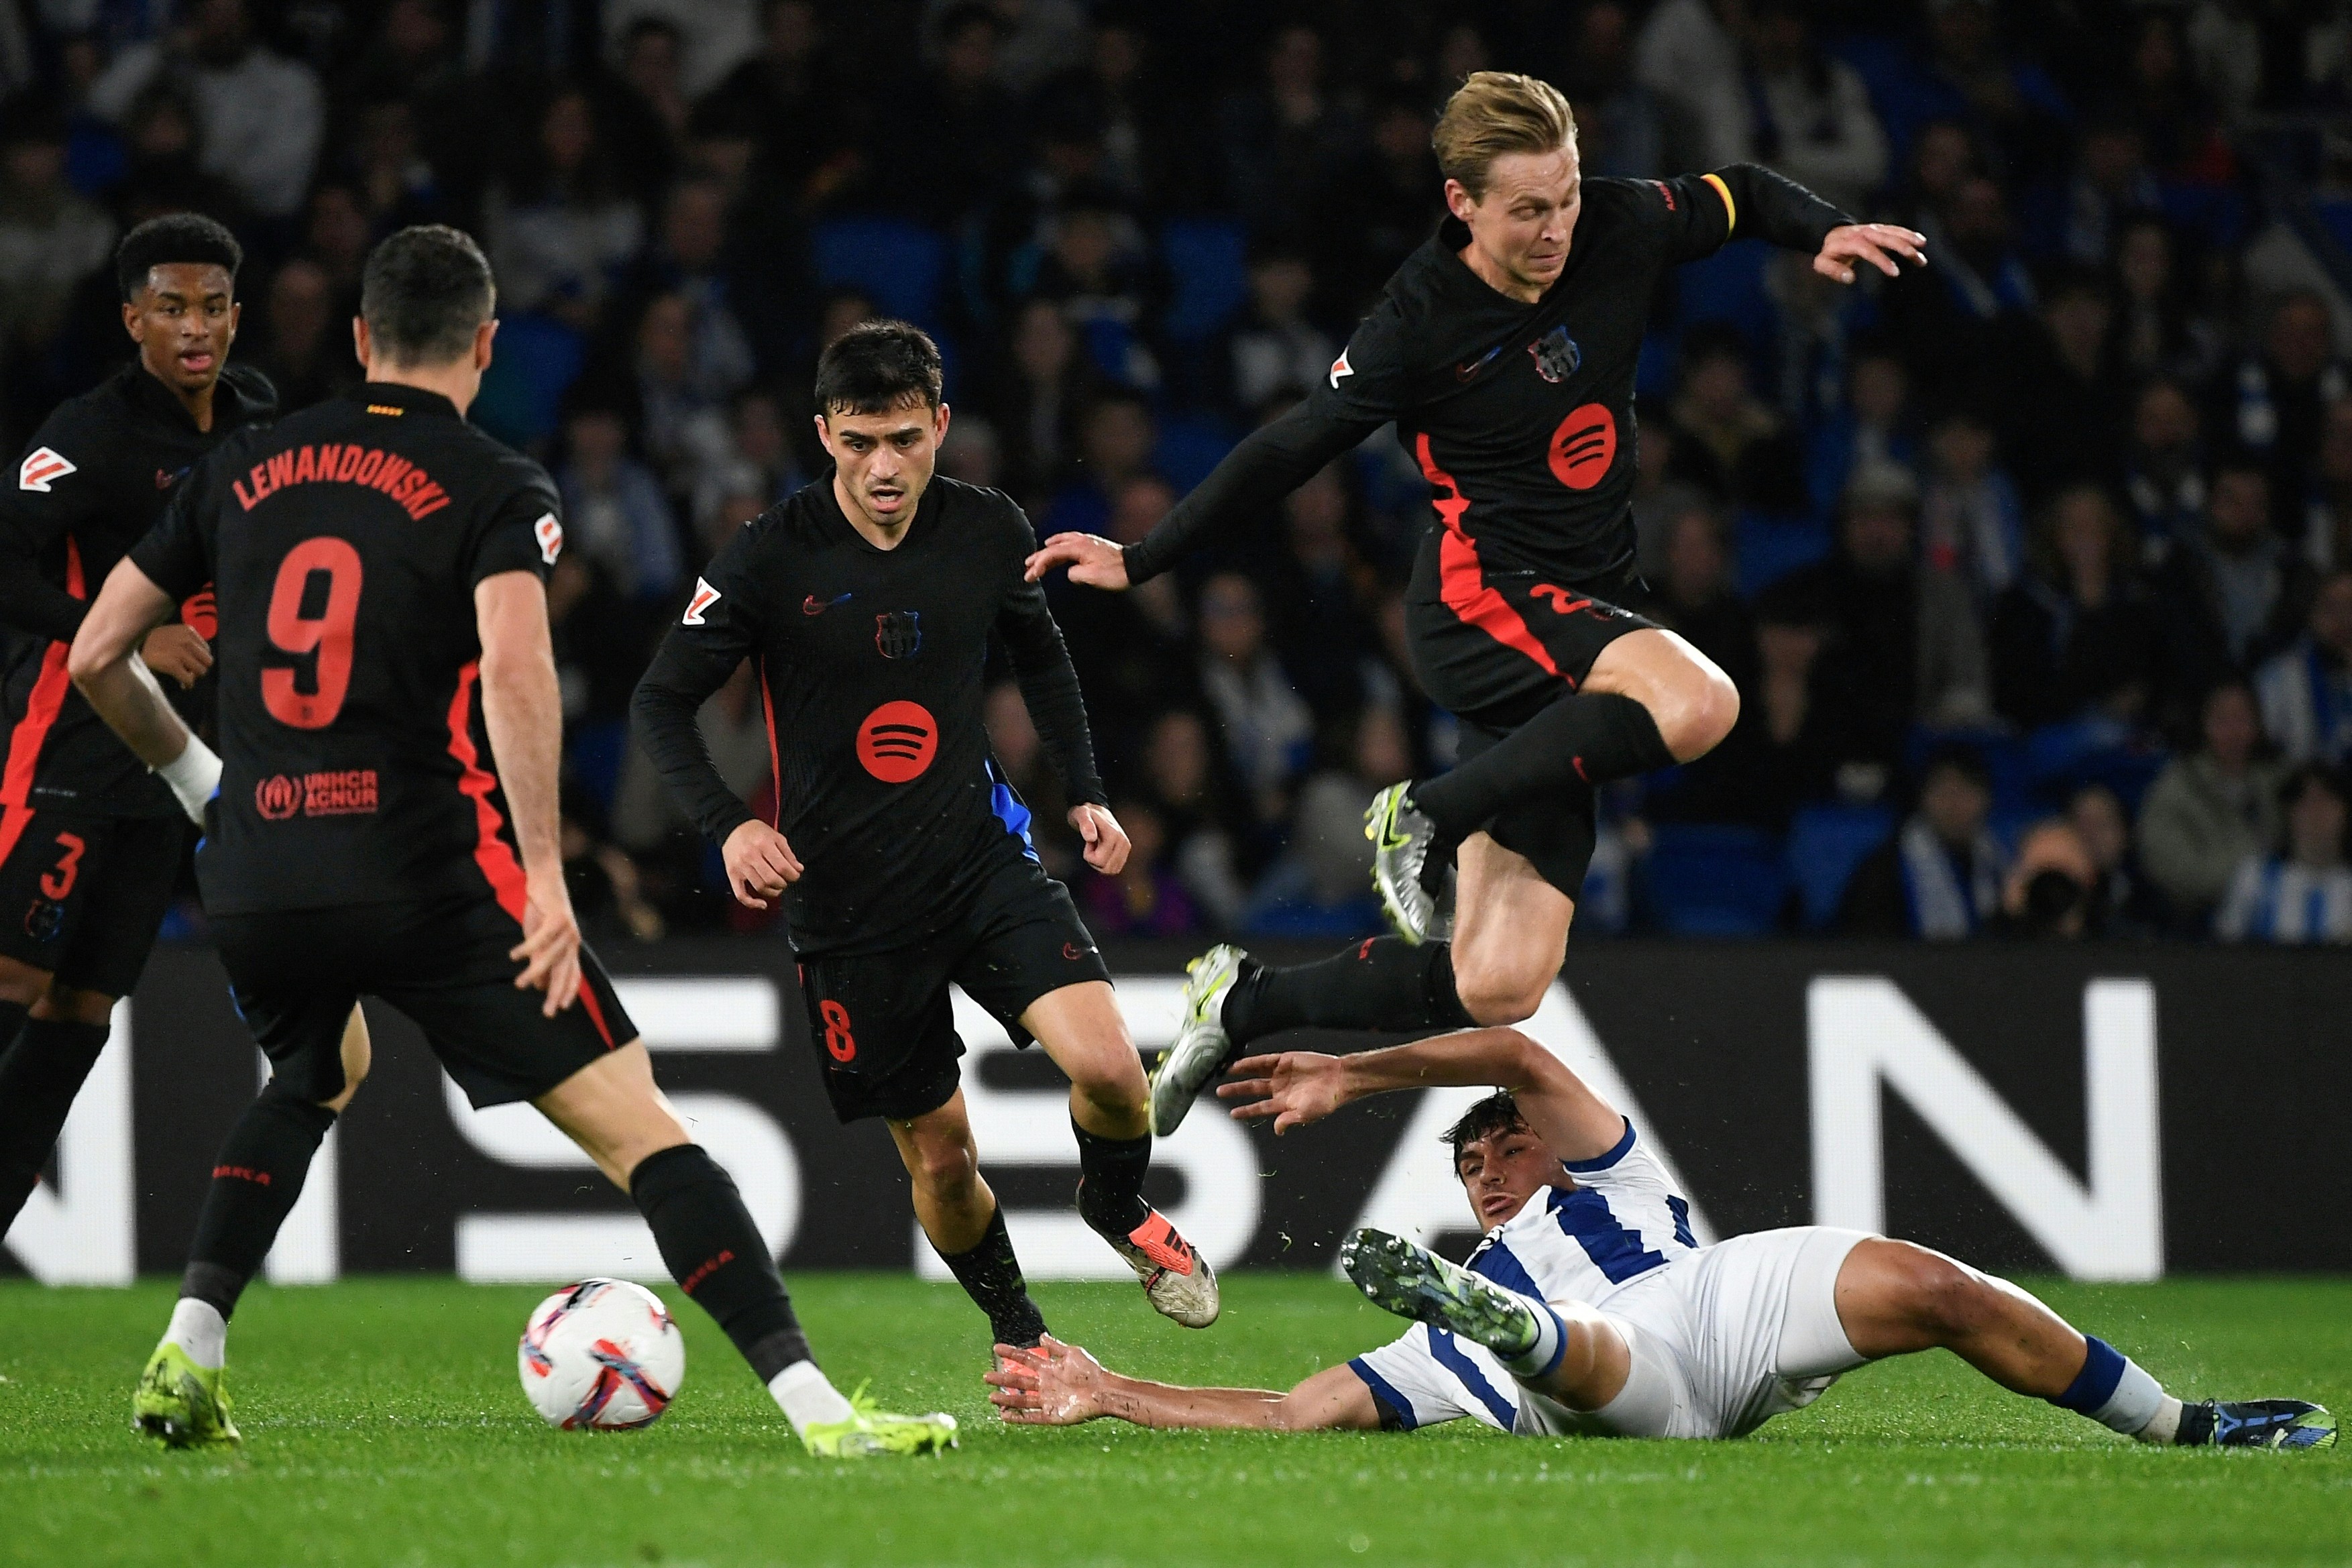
909,1131,981,1200
1889,1248,1995,1343
1452,958,1546,1027
1657,663,1740,763
29,984,113,1025
1066,1050,1147,1119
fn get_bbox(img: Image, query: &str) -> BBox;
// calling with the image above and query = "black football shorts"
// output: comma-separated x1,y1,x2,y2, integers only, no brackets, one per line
0,807,183,997
212,893,636,1107
1406,563,1658,897
793,850,1110,1124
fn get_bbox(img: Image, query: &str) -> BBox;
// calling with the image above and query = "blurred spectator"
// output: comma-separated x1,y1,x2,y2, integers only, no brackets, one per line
1647,502,1758,693
989,297,1099,508
343,97,444,234
1779,465,1993,781
2216,764,2352,943
483,87,644,332
928,0,1087,96
1883,174,2036,412
693,386,802,543
2254,569,2352,767
1266,463,1378,720
1133,708,1248,930
1219,243,1333,412
981,679,1079,879
1840,746,2008,938
1895,0,2070,183
1989,486,2164,730
1806,347,1918,520
2302,400,2352,573
1735,0,1889,217
248,258,359,410
1196,571,1313,828
1217,23,1358,235
2115,9,2235,182
561,795,665,943
2067,779,2160,937
2210,291,2347,535
1999,270,2128,503
1990,818,2101,940
2107,215,2219,385
699,0,839,199
1031,195,1157,388
2138,678,2285,924
1245,706,1410,935
0,97,112,357
558,404,685,604
1669,325,1804,512
1562,1,1670,180
1044,388,1155,539
624,177,757,388
937,411,1001,488
112,81,244,230
1635,0,1744,170
883,3,1019,222
629,290,738,489
1630,418,1712,583
2121,377,2207,566
89,0,323,219
1710,582,1844,826
2154,461,2312,694
604,15,688,202
297,182,371,318
2037,115,2160,268
1080,797,1196,938
1919,407,2026,603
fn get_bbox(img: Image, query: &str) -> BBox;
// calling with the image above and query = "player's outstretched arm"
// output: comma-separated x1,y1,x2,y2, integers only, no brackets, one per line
476,569,581,1016
985,1337,1380,1431
1218,1027,1627,1164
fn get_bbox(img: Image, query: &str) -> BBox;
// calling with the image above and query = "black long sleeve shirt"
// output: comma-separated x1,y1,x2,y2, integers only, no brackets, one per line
1121,164,1852,599
632,473,1105,954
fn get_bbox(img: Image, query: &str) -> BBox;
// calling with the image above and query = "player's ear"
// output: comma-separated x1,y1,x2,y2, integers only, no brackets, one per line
1443,177,1477,223
226,300,241,341
120,298,142,343
473,318,498,372
814,413,834,456
933,401,950,444
351,315,370,373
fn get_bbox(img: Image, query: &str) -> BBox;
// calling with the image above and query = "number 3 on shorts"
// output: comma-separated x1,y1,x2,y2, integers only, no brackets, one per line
262,537,364,729
820,999,856,1062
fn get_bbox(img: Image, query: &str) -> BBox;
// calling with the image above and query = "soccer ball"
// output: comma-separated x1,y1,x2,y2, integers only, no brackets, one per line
518,1278,685,1431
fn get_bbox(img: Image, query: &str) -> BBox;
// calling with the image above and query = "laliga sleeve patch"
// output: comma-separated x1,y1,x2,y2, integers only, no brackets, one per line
533,512,563,565
682,577,722,626
1329,348,1353,388
18,448,76,493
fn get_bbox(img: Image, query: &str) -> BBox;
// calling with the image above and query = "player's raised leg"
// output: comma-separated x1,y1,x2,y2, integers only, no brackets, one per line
535,1040,956,1458
1830,1237,2335,1451
886,1089,1050,1349
1022,980,1217,1326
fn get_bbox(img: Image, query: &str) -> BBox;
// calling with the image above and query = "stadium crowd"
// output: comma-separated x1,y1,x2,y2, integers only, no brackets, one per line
7,0,2352,945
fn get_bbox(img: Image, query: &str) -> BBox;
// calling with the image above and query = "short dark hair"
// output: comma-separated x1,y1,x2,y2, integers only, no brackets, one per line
814,319,944,414
1442,1091,1531,1166
361,224,496,365
115,213,243,300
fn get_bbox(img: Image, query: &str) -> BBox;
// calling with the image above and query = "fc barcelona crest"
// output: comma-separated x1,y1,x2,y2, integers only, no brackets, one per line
1529,325,1581,384
875,610,922,659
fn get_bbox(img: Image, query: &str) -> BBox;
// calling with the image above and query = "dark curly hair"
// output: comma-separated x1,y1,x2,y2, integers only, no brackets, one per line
814,319,944,415
115,213,243,301
1441,1090,1530,1166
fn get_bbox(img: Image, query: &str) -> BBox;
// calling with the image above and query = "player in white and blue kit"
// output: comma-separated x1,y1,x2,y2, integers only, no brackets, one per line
987,1027,2333,1451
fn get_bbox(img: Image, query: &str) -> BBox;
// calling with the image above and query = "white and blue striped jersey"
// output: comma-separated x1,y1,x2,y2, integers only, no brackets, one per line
1344,1119,1696,1433
1467,1117,1698,1311
2215,857,2352,944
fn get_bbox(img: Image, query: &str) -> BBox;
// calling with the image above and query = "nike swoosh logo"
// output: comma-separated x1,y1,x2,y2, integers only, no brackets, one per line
803,592,852,615
1455,345,1503,381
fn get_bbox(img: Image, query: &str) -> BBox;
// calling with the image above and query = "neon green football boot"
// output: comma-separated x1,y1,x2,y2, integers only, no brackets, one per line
800,1384,957,1459
132,1341,241,1449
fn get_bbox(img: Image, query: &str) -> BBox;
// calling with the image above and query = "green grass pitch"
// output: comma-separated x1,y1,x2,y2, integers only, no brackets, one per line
1,1274,2345,1567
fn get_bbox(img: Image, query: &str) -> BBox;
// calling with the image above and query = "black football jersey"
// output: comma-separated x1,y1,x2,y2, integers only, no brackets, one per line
1123,165,1850,597
0,360,273,818
632,473,1105,955
129,382,561,915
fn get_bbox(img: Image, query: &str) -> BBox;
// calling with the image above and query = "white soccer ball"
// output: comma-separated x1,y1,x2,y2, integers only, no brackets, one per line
518,1278,685,1431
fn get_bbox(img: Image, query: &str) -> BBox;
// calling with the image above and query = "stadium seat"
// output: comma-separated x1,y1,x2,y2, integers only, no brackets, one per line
1904,727,2035,812
1734,510,1832,596
1156,413,1239,492
1160,219,1250,344
468,311,585,451
1644,823,1789,936
1673,239,1777,353
566,719,630,819
1785,804,1896,930
812,219,946,330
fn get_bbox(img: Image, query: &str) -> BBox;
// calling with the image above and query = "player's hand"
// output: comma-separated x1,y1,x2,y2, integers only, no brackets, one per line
1217,1050,1349,1134
1023,531,1129,590
509,869,583,1018
1068,802,1129,875
1814,223,1927,285
985,1335,1104,1424
139,624,212,689
722,818,803,909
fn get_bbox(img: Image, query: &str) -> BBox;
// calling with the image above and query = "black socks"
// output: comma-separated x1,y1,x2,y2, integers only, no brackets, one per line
0,1015,109,1231
630,1143,810,1380
1224,940,1474,1046
936,1205,1048,1347
1071,1118,1152,1239
181,1086,337,1317
1410,691,1676,842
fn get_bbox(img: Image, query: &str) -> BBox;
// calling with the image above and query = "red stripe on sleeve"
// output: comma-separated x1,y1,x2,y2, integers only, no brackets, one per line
757,659,780,828
0,538,89,809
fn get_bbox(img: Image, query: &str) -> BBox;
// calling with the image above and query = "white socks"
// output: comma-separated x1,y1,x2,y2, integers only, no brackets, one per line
1499,1301,1569,1380
768,1359,854,1433
2133,1394,2186,1446
165,1298,227,1369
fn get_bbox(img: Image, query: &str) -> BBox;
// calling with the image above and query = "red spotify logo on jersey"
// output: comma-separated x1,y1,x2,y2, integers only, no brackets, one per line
1548,403,1616,490
856,700,937,783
